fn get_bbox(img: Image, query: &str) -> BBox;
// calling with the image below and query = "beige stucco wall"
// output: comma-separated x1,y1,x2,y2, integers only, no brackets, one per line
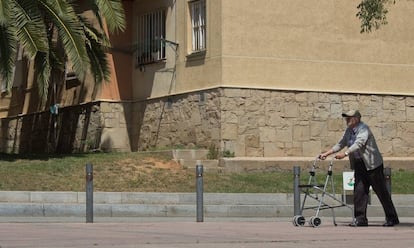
132,0,414,99
174,0,223,94
132,0,223,100
221,0,414,95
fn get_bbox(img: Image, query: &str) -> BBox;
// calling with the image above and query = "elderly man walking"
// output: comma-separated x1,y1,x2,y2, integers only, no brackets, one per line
319,110,399,227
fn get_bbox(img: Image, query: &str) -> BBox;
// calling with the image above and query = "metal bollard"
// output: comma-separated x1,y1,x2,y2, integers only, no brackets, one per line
196,161,204,222
86,163,93,223
384,167,392,195
293,166,301,216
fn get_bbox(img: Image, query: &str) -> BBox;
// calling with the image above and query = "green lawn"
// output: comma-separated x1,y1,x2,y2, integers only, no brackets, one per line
0,152,412,193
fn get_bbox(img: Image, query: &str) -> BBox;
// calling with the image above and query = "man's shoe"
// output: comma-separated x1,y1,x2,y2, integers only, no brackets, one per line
383,220,399,227
349,221,368,227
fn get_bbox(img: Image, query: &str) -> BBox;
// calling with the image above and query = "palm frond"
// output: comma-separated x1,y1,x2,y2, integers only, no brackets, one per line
12,0,49,58
84,22,111,83
0,0,11,25
0,24,18,92
0,0,126,102
78,15,111,48
38,0,90,81
34,51,51,103
87,40,111,84
92,0,126,33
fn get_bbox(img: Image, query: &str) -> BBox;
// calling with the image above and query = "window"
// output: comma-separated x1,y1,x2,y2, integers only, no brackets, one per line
136,9,166,65
189,0,206,52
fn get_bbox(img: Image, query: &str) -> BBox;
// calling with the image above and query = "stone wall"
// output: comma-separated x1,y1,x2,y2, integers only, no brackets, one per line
99,102,131,152
0,102,103,154
0,101,130,154
220,89,414,157
2,87,414,157
135,88,414,157
132,89,222,151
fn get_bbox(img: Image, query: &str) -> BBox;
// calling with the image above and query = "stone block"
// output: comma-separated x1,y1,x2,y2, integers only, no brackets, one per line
210,127,221,140
406,98,414,107
383,96,405,111
165,205,195,217
221,123,238,139
302,140,321,157
330,103,342,116
293,125,310,141
313,103,330,120
100,128,130,151
30,192,78,203
93,192,123,204
122,193,176,204
111,204,167,217
94,204,113,217
295,92,308,102
266,112,283,126
0,203,44,216
285,145,302,156
234,137,246,156
245,147,264,157
259,127,276,142
172,149,209,160
222,111,239,124
223,88,251,98
276,127,292,142
100,102,112,113
310,121,327,138
43,204,84,217
378,140,393,156
263,142,283,157
246,99,264,112
406,106,414,121
282,103,299,118
0,191,30,202
327,119,343,132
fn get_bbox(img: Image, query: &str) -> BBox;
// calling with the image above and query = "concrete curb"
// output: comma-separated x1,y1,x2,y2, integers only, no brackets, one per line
0,191,412,218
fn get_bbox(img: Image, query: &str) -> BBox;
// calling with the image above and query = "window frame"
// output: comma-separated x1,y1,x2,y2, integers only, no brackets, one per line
189,0,206,53
136,9,167,66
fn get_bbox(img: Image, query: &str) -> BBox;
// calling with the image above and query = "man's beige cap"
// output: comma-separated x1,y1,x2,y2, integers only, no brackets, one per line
342,110,361,118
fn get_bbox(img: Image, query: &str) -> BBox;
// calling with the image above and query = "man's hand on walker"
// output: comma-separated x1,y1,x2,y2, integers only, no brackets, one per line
335,152,346,160
318,152,329,160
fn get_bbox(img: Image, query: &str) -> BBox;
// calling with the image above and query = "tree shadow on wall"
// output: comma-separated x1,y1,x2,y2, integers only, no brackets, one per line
100,137,114,152
129,101,146,151
6,102,103,154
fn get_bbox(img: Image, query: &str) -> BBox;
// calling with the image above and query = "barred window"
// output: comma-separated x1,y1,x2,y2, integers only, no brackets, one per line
189,0,206,52
136,9,166,65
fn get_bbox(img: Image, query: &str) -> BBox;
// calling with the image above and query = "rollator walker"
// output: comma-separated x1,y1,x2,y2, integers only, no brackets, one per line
292,156,354,227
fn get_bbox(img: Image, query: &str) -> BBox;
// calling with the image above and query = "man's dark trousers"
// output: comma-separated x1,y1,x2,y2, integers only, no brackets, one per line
353,159,399,223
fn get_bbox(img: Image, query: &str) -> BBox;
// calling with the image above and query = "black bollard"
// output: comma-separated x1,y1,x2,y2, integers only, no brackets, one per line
384,167,392,195
86,163,93,223
196,161,204,222
293,166,301,216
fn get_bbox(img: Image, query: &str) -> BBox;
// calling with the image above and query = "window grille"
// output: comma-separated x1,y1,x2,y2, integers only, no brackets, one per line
190,0,206,52
136,9,166,65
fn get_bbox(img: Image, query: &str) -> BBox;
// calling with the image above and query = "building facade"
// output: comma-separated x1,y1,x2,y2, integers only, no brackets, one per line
1,0,414,157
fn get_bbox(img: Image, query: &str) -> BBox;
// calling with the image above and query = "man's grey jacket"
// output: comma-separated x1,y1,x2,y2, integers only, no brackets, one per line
332,121,383,170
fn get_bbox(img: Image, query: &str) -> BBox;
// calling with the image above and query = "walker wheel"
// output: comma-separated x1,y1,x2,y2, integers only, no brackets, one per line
309,216,321,227
293,215,306,226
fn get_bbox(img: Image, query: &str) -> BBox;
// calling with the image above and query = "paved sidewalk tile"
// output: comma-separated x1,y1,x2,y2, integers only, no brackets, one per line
0,217,413,248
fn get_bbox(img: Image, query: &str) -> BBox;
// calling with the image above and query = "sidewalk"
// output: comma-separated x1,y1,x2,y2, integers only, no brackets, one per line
0,217,413,248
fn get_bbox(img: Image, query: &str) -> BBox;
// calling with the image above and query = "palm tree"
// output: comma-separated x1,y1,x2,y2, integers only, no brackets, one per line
0,0,126,102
